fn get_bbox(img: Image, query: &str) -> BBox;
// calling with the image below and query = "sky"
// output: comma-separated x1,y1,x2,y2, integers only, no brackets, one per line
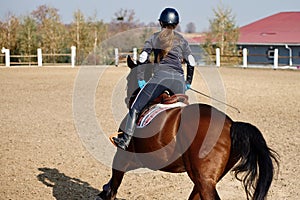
1,0,299,32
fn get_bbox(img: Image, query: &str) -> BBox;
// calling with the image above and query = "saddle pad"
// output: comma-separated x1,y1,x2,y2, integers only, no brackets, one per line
137,102,187,128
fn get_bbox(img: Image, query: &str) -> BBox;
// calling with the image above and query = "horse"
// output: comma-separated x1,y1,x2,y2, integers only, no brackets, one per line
97,56,279,200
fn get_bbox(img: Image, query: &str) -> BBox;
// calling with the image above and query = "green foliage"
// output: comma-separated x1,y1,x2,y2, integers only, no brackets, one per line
16,16,38,64
69,9,108,65
0,6,151,65
202,4,240,65
0,14,20,55
17,16,38,55
31,5,67,63
109,9,139,34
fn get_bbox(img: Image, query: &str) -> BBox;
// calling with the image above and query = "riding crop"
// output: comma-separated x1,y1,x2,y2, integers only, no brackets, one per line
190,88,241,113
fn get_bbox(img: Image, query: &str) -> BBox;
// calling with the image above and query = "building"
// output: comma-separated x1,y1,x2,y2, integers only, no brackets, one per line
238,12,300,66
184,33,206,65
185,12,300,66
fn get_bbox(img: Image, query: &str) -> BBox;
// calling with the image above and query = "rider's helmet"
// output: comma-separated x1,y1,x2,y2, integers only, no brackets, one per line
158,8,179,27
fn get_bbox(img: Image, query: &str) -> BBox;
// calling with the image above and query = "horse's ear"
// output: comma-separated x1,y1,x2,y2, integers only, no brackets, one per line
127,55,137,69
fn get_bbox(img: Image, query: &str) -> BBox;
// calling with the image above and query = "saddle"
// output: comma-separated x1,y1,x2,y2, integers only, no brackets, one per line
137,93,189,128
109,93,189,145
151,92,189,105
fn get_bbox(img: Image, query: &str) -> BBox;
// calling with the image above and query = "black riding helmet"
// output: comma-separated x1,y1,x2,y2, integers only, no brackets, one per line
158,8,179,27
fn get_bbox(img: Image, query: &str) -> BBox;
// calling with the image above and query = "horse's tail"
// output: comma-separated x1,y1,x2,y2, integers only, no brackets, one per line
230,121,279,200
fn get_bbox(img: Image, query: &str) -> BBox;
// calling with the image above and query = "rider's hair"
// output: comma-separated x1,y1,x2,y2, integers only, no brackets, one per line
157,24,176,61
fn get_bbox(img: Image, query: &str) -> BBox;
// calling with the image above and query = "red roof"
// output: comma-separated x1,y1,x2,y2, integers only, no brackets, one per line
186,35,206,44
238,12,300,44
182,33,206,44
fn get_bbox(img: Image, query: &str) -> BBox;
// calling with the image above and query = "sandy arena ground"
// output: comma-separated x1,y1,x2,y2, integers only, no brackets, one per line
0,65,299,200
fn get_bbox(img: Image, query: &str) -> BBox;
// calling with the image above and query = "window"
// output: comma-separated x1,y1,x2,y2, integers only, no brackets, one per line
267,50,275,58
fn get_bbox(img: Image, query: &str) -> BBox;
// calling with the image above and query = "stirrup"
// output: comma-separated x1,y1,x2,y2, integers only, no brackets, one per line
109,132,123,147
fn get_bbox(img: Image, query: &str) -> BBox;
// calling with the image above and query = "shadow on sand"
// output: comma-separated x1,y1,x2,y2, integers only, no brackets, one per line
37,167,100,200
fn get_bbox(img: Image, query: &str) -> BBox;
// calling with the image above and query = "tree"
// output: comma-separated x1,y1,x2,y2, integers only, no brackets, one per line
86,13,108,65
17,15,38,63
17,16,38,55
31,5,67,63
109,9,139,34
88,13,108,53
69,9,108,65
69,9,88,64
0,13,20,55
185,22,196,33
202,4,239,64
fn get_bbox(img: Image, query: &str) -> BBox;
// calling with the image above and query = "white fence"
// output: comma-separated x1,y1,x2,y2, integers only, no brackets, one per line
1,46,76,67
215,47,290,69
115,47,283,69
1,46,291,69
114,48,137,66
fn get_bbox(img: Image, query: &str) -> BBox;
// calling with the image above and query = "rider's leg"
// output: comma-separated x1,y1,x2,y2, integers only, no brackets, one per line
112,81,167,150
112,108,139,150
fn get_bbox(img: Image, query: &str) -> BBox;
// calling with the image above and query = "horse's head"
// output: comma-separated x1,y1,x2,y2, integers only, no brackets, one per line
125,55,156,108
126,55,138,69
125,55,141,108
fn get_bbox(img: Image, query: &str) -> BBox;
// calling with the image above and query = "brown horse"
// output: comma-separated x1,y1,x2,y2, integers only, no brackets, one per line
97,56,279,200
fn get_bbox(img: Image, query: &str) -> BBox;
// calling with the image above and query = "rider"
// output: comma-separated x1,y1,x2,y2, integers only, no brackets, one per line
112,7,196,150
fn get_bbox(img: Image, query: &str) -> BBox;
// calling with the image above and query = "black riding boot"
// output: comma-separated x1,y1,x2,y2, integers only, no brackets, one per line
112,109,139,150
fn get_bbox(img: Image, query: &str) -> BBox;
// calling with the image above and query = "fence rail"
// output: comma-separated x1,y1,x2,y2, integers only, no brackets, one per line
43,53,72,56
212,48,299,68
114,48,137,66
2,46,299,68
0,54,4,66
0,46,76,67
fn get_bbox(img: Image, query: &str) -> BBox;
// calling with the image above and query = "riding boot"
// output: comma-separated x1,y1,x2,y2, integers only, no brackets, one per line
112,109,139,150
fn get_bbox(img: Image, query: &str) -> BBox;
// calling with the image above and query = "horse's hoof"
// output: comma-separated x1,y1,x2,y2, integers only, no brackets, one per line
95,196,103,200
95,192,105,200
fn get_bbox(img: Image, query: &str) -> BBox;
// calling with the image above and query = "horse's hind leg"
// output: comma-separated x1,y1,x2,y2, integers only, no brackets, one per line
184,147,227,199
187,176,220,200
188,185,201,200
198,179,220,200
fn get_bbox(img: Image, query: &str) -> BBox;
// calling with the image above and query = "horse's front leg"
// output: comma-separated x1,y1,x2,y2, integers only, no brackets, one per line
96,168,125,200
97,148,138,200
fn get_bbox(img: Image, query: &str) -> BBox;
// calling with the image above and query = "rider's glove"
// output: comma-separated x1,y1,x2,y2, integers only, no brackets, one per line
185,84,191,90
138,80,146,89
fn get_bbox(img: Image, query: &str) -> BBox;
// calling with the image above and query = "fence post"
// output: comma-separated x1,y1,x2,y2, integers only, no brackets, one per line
243,48,248,68
216,48,220,67
114,48,119,66
1,47,10,67
5,48,10,67
37,48,42,67
273,48,278,69
133,48,137,64
71,46,76,67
